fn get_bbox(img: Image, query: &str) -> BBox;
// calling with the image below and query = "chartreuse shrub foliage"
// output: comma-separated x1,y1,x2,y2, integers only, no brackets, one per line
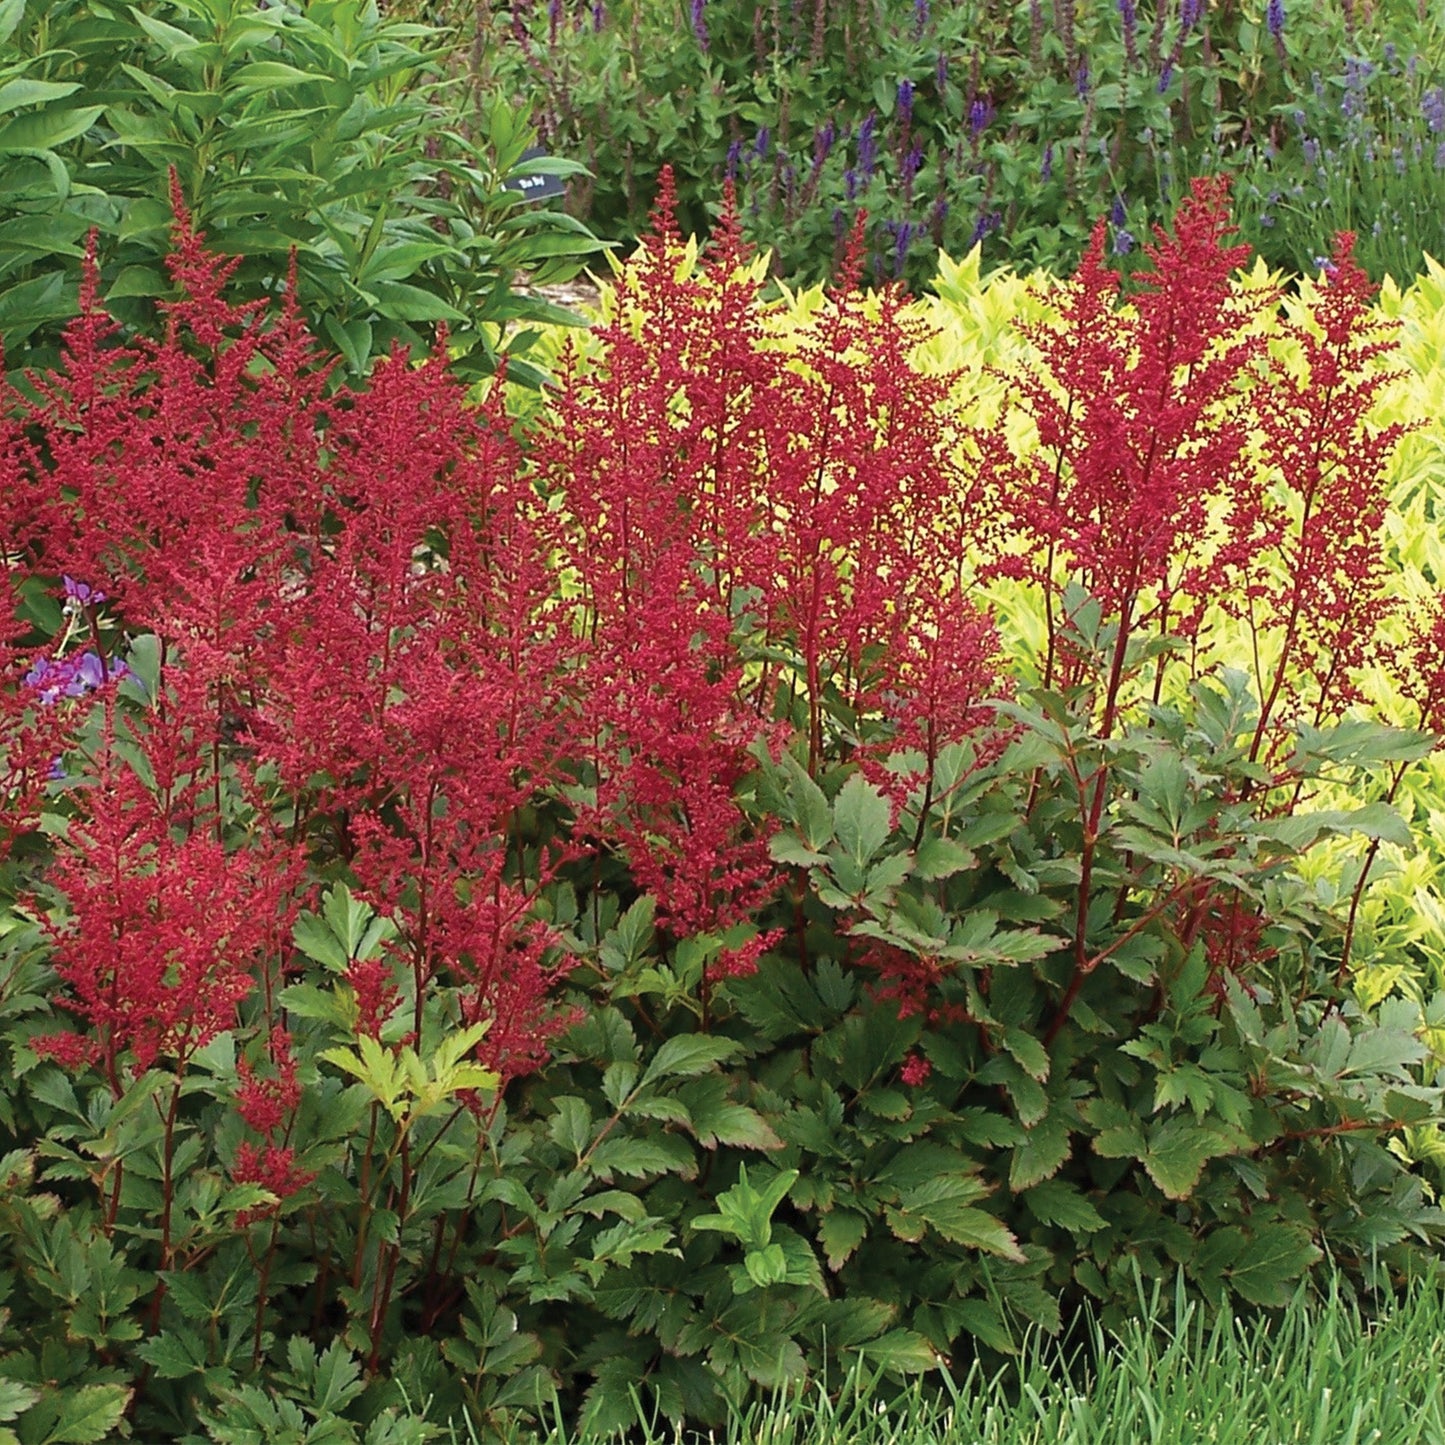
3,177,1445,1441
0,0,598,386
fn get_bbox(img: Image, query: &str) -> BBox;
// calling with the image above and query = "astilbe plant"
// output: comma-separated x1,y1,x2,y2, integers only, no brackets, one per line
532,173,1005,990
0,197,587,1432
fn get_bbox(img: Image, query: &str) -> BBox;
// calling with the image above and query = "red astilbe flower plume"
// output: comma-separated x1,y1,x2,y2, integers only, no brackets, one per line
32,730,302,1086
231,1142,316,1226
7,195,577,1094
993,176,1269,715
532,176,786,957
235,1026,303,1135
231,1026,314,1224
1244,232,1411,762
24,205,329,698
246,341,576,1081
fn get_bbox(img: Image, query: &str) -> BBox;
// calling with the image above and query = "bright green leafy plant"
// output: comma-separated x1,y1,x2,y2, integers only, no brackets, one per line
0,0,599,384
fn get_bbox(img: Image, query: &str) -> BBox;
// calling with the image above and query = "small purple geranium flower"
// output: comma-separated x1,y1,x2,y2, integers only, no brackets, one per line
63,575,106,608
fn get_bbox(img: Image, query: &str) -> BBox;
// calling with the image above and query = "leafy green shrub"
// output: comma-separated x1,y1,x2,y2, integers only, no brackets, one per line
1,179,1444,1442
0,0,599,384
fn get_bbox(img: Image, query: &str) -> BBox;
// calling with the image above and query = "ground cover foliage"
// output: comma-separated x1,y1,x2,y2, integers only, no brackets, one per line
3,177,1445,1440
466,0,1445,290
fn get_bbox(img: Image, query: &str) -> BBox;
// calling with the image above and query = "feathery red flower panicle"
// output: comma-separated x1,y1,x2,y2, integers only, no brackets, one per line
996,176,1268,699
1245,230,1411,754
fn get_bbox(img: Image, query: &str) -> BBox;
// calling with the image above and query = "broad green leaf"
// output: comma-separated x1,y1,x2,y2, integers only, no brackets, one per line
1022,1178,1105,1232
232,60,331,90
914,834,976,880
818,1210,868,1271
641,1033,740,1086
599,895,655,973
887,1176,1023,1261
366,278,466,323
43,1384,132,1445
1009,1109,1071,1191
0,1381,39,1425
857,1328,940,1373
769,832,830,867
1224,1223,1322,1307
0,79,80,118
0,103,102,153
1142,1117,1238,1200
1001,1026,1050,1082
548,1096,593,1158
0,0,24,48
833,771,891,868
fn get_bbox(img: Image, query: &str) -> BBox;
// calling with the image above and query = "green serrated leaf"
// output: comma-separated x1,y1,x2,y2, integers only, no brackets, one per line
43,1384,132,1445
1022,1178,1105,1232
1225,1223,1322,1307
641,1033,740,1086
818,1210,868,1271
1142,1117,1239,1200
0,1381,39,1425
833,771,891,868
857,1328,941,1373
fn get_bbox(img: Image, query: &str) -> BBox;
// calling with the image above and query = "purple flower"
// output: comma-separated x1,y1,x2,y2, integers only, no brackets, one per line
968,95,993,137
913,0,929,36
63,575,106,608
1158,61,1174,92
857,113,878,176
1341,56,1373,117
726,139,742,179
591,0,604,30
1423,87,1445,134
1302,136,1320,164
886,219,919,277
690,0,709,49
1118,0,1137,55
547,0,562,36
754,126,770,159
968,209,1001,249
1075,57,1090,97
901,143,925,185
24,656,70,704
1041,143,1054,181
1180,0,1203,30
936,52,948,89
813,120,836,167
1110,195,1127,229
1266,0,1284,42
24,650,129,706
897,78,915,129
